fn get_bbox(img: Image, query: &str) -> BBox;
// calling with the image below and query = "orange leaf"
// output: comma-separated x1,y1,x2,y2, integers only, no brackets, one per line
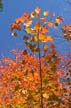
50,44,55,49
34,22,40,33
15,17,25,24
39,34,53,42
10,23,21,31
43,45,48,51
41,26,49,34
47,21,53,27
45,35,53,42
22,12,30,20
39,33,45,40
40,17,46,22
35,7,41,14
56,16,63,24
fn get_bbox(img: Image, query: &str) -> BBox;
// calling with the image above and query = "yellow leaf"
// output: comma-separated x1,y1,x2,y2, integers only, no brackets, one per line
43,11,49,16
30,36,38,42
35,7,41,14
43,93,49,99
25,27,32,34
25,20,32,27
30,11,35,18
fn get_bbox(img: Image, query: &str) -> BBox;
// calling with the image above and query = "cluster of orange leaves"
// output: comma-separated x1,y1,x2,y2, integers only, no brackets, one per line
10,7,63,43
62,24,71,40
0,49,71,108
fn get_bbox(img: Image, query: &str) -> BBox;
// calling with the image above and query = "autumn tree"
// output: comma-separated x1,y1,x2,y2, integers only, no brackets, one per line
10,7,71,108
0,7,71,108
10,7,65,108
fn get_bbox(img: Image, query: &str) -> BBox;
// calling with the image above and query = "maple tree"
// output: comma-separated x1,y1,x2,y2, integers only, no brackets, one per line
0,50,71,108
10,7,64,108
0,7,71,108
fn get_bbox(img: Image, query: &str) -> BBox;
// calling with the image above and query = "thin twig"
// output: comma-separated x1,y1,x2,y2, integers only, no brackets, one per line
37,27,43,108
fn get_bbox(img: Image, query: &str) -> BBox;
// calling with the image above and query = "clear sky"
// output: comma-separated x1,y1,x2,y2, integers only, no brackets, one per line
0,0,71,59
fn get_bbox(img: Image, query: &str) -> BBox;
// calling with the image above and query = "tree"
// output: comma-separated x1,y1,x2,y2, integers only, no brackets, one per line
0,7,70,108
0,0,3,11
10,7,64,108
10,7,71,108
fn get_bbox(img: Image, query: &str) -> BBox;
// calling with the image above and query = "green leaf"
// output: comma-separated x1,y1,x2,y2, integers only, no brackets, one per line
43,78,48,83
48,94,60,101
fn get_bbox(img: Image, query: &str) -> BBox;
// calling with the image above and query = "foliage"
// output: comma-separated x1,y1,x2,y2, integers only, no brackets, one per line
0,50,70,108
0,7,71,108
9,7,71,108
0,0,3,11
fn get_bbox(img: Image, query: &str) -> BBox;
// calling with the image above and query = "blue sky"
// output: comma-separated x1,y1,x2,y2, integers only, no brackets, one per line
0,0,71,58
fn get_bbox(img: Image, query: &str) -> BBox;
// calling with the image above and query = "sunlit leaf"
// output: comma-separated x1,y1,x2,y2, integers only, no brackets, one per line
24,20,32,27
45,35,53,42
34,22,40,33
56,16,63,24
43,45,48,51
25,27,32,34
41,26,49,34
43,93,49,99
30,11,36,18
15,17,25,24
43,11,49,16
30,36,38,42
47,21,53,27
40,17,46,22
35,7,41,14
